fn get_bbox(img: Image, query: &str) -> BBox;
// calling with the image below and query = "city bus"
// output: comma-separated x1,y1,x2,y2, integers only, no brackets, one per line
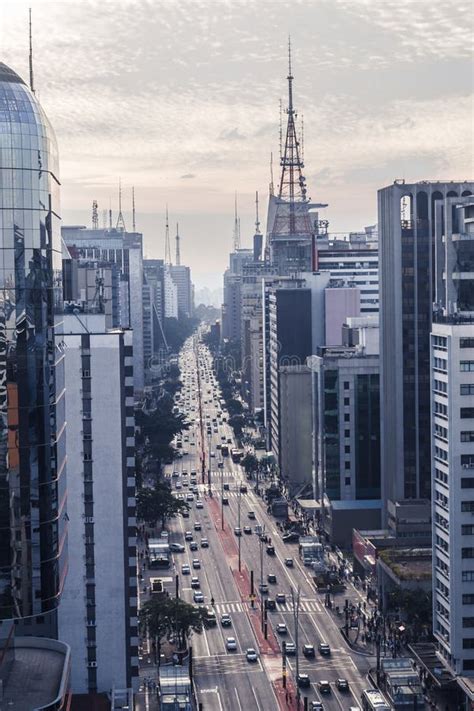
361,689,392,711
231,448,243,463
148,539,171,569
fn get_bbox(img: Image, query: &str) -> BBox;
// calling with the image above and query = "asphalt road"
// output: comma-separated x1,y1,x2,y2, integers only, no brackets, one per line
161,334,375,710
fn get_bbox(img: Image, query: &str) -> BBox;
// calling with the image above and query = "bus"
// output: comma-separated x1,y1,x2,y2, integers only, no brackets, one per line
361,689,392,711
231,448,243,463
148,539,171,569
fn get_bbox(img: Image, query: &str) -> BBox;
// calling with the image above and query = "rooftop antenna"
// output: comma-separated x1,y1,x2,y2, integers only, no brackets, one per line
255,191,261,234
279,98,283,159
92,199,99,229
108,197,112,230
175,223,181,266
116,177,126,231
269,152,274,196
301,114,304,162
233,192,240,251
132,186,136,232
28,8,35,94
102,209,107,229
164,205,172,265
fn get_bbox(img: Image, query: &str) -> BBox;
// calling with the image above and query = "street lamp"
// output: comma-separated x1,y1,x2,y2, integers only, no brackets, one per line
207,432,212,497
237,488,242,572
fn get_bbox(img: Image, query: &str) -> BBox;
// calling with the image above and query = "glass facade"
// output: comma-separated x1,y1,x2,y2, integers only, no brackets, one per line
0,63,66,625
324,369,339,499
355,373,380,499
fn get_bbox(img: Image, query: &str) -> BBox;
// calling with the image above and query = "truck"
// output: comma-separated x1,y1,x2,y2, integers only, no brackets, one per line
270,497,288,518
150,577,167,598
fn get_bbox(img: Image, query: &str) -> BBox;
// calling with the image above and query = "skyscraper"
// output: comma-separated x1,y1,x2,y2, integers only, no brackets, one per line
378,181,473,514
0,62,67,634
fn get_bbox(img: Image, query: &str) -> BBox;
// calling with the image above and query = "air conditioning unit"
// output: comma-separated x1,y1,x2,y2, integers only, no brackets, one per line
86,620,96,627
84,517,94,523
87,661,98,668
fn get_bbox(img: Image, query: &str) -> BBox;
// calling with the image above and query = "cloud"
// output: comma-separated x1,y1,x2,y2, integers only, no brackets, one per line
180,173,196,179
218,127,246,141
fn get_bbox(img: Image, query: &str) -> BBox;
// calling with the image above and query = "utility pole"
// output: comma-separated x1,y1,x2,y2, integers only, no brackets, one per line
237,488,242,572
207,433,212,497
221,463,225,530
291,585,301,710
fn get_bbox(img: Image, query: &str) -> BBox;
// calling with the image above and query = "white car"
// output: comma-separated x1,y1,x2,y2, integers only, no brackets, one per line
226,636,237,651
181,564,190,575
193,591,204,603
192,559,201,569
196,500,203,509
246,648,258,662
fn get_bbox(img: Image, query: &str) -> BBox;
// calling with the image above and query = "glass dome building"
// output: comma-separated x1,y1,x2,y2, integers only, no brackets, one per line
0,62,67,632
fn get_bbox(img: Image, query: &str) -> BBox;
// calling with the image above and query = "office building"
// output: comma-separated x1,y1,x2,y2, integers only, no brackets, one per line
379,181,473,515
59,312,138,694
431,196,474,676
164,267,178,318
169,264,193,318
62,225,145,390
279,364,313,496
0,62,68,637
221,249,254,345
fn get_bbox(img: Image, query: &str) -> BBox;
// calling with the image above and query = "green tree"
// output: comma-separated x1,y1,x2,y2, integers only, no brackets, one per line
168,597,206,649
140,596,172,666
140,596,206,662
227,398,243,416
228,414,245,437
136,483,189,527
241,452,258,474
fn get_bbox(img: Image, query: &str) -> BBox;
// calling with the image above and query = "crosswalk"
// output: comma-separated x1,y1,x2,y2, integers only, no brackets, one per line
214,598,322,615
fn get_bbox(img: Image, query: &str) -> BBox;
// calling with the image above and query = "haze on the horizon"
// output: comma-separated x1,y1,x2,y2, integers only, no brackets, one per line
1,0,472,290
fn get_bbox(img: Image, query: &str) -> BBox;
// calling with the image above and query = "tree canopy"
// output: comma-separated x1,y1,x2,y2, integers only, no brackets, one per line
136,483,189,527
140,595,206,654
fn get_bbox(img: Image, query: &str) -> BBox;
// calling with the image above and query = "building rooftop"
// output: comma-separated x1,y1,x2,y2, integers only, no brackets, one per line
2,638,70,711
378,547,432,582
0,62,26,85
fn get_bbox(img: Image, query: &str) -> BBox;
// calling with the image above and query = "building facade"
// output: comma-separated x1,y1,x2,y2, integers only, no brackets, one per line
0,62,68,636
169,264,193,318
59,314,138,694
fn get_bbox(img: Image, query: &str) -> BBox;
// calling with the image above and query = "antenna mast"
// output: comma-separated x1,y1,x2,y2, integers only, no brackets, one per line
28,8,35,94
175,223,181,266
92,200,99,229
269,152,274,196
164,206,172,265
233,192,241,251
132,187,136,231
108,197,112,230
255,191,261,233
116,178,126,231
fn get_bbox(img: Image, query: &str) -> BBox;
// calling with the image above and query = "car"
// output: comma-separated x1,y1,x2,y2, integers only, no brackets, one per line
181,564,190,575
282,531,300,543
319,643,331,656
192,559,201,569
196,500,203,509
336,678,349,692
175,482,182,490
189,541,198,551
186,493,194,501
284,642,296,655
303,643,315,658
172,471,179,477
259,583,269,594
239,485,247,494
246,648,258,663
265,598,276,611
276,592,286,604
276,623,287,635
222,497,229,505
182,480,189,488
192,486,199,494
284,557,294,567
297,673,310,688
243,526,252,535
185,531,193,541
319,680,331,694
201,538,209,548
220,613,232,627
266,545,275,556
169,543,185,552
226,636,237,651
310,703,324,711
191,576,200,589
182,469,188,475
248,511,256,520
223,482,230,491
210,452,215,458
181,509,190,518
194,521,202,531
193,591,204,603
234,527,242,536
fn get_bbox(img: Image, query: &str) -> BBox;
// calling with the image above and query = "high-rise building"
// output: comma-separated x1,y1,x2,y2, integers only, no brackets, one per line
378,181,473,515
169,264,193,318
0,62,68,636
58,313,138,694
62,225,145,390
164,266,178,318
431,196,474,676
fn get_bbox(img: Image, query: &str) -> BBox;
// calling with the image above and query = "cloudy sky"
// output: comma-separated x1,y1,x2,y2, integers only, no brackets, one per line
1,0,472,288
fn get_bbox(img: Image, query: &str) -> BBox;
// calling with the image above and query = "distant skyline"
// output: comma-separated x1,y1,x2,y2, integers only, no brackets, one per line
1,0,472,289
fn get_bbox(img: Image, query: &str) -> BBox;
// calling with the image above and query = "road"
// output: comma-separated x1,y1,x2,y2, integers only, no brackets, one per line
161,333,375,710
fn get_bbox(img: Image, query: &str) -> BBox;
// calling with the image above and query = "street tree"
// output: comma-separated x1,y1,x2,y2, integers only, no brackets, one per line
136,483,189,528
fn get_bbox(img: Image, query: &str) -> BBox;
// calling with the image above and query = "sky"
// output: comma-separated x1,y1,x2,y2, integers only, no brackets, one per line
1,0,473,289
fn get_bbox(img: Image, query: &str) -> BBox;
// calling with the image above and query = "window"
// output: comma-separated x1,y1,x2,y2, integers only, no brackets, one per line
462,502,474,512
463,525,474,535
433,335,448,349
434,424,448,440
345,445,351,454
463,618,474,628
461,384,474,396
344,429,350,437
462,432,474,443
464,595,474,605
344,397,350,406
464,660,474,671
434,379,447,394
462,548,474,558
344,382,349,390
345,461,351,470
435,468,448,485
461,361,474,372
435,446,448,463
344,413,350,422
462,408,474,419
463,571,474,582
461,456,474,468
435,401,448,418
461,338,474,349
344,477,351,486
463,638,474,648
434,357,447,372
